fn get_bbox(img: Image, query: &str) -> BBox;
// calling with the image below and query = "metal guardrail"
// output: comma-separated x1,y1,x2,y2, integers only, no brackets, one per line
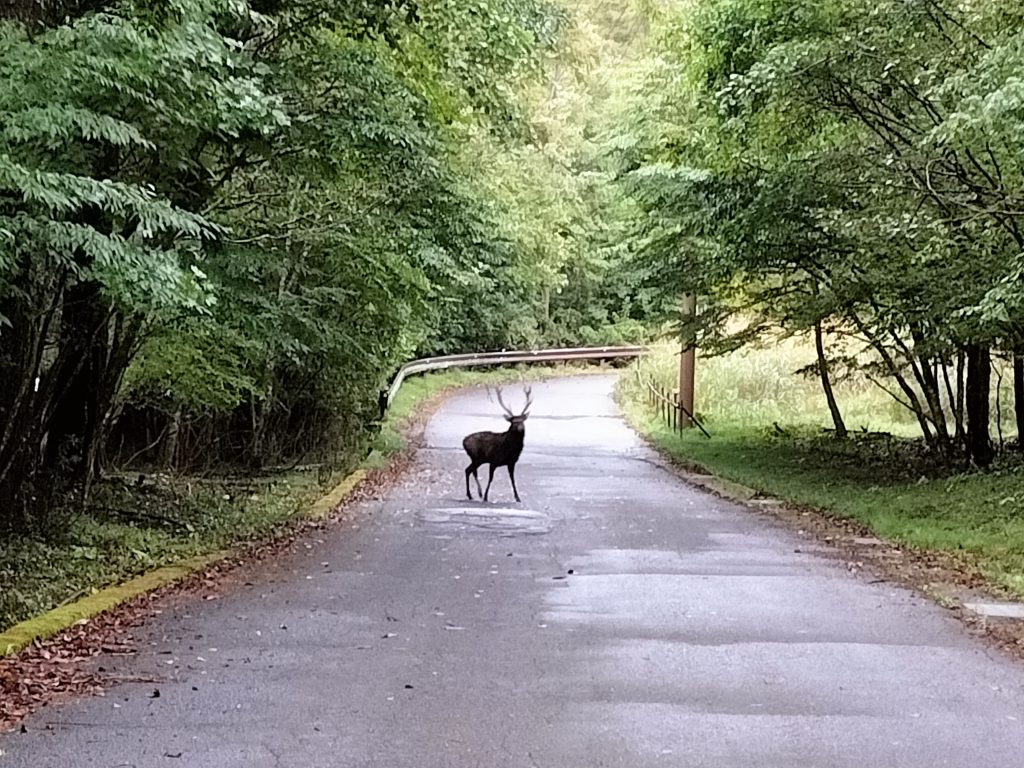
379,345,647,415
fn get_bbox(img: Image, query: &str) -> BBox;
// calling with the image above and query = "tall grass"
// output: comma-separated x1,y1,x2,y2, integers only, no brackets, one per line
627,336,1020,439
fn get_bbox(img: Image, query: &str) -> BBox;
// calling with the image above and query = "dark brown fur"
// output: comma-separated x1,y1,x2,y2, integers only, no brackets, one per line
462,386,532,502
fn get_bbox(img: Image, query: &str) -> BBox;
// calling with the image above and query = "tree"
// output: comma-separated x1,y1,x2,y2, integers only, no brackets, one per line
611,0,1024,465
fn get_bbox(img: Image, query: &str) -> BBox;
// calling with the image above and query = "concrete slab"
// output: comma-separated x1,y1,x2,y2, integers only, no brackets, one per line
964,601,1024,619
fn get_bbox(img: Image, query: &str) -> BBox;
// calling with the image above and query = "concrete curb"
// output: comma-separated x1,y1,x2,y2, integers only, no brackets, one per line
677,472,759,502
0,469,368,658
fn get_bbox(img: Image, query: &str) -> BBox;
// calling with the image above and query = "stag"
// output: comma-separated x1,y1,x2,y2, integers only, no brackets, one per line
462,385,532,502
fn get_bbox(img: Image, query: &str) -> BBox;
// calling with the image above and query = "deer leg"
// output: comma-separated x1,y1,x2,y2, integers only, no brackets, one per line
465,463,479,500
508,464,520,503
474,467,483,498
483,464,496,502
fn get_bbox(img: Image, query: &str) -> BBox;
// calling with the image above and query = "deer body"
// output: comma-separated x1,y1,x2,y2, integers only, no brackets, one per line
463,386,532,502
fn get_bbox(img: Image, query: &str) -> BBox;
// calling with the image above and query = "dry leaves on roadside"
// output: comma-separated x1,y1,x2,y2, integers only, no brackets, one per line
0,459,410,733
0,611,144,731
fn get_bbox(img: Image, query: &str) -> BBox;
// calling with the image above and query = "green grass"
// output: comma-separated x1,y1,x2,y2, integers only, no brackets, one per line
632,338,925,435
621,342,1024,598
0,474,325,631
635,337,1024,440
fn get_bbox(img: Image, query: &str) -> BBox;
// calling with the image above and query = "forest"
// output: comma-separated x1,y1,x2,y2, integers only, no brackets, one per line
3,0,1024,617
0,0,653,536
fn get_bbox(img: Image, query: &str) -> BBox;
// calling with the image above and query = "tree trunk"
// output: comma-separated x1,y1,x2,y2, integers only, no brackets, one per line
956,350,966,442
941,358,965,447
965,344,993,467
43,284,107,483
864,334,935,443
162,409,182,470
905,327,950,452
814,320,847,438
1014,354,1024,448
850,312,936,443
916,355,951,452
44,284,139,505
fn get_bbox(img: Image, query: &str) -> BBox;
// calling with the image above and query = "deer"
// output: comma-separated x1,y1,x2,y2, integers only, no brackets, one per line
462,385,532,503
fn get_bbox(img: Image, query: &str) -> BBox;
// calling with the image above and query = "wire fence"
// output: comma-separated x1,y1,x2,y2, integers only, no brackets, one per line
641,373,712,439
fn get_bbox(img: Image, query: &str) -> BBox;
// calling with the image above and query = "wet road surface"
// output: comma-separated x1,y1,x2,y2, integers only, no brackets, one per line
3,376,1024,766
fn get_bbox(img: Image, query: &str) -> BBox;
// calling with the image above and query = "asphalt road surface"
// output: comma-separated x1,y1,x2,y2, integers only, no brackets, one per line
3,376,1024,767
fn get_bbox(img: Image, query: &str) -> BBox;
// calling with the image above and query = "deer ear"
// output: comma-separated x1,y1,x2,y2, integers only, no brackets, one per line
505,415,513,422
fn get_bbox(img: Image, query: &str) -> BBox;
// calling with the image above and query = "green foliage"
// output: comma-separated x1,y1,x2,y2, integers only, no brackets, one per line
610,0,1024,463
0,0,655,532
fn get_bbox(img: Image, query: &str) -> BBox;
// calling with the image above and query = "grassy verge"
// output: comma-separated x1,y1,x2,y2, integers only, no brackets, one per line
0,474,328,632
620,353,1024,600
0,363,596,633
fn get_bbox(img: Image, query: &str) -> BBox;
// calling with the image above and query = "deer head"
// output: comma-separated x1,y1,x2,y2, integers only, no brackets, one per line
493,385,532,433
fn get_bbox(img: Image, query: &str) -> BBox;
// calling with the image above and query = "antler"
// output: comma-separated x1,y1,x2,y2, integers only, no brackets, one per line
494,386,514,417
520,385,533,416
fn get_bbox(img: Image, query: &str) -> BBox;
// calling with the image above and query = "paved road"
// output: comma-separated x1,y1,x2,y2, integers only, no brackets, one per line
3,376,1024,767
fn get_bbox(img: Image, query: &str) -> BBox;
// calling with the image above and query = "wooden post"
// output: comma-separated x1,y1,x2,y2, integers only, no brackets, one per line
679,294,697,429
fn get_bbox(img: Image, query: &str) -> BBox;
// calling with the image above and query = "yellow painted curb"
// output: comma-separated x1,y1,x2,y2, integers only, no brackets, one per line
0,554,224,657
0,469,368,658
306,469,367,520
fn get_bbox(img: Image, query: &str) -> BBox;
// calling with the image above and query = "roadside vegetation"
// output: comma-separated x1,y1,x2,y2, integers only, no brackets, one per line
0,0,647,631
608,0,1024,599
615,0,1024,468
0,0,649,539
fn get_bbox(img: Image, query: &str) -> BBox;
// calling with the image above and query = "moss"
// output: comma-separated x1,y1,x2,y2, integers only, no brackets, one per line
0,553,222,656
306,470,367,520
0,469,366,657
